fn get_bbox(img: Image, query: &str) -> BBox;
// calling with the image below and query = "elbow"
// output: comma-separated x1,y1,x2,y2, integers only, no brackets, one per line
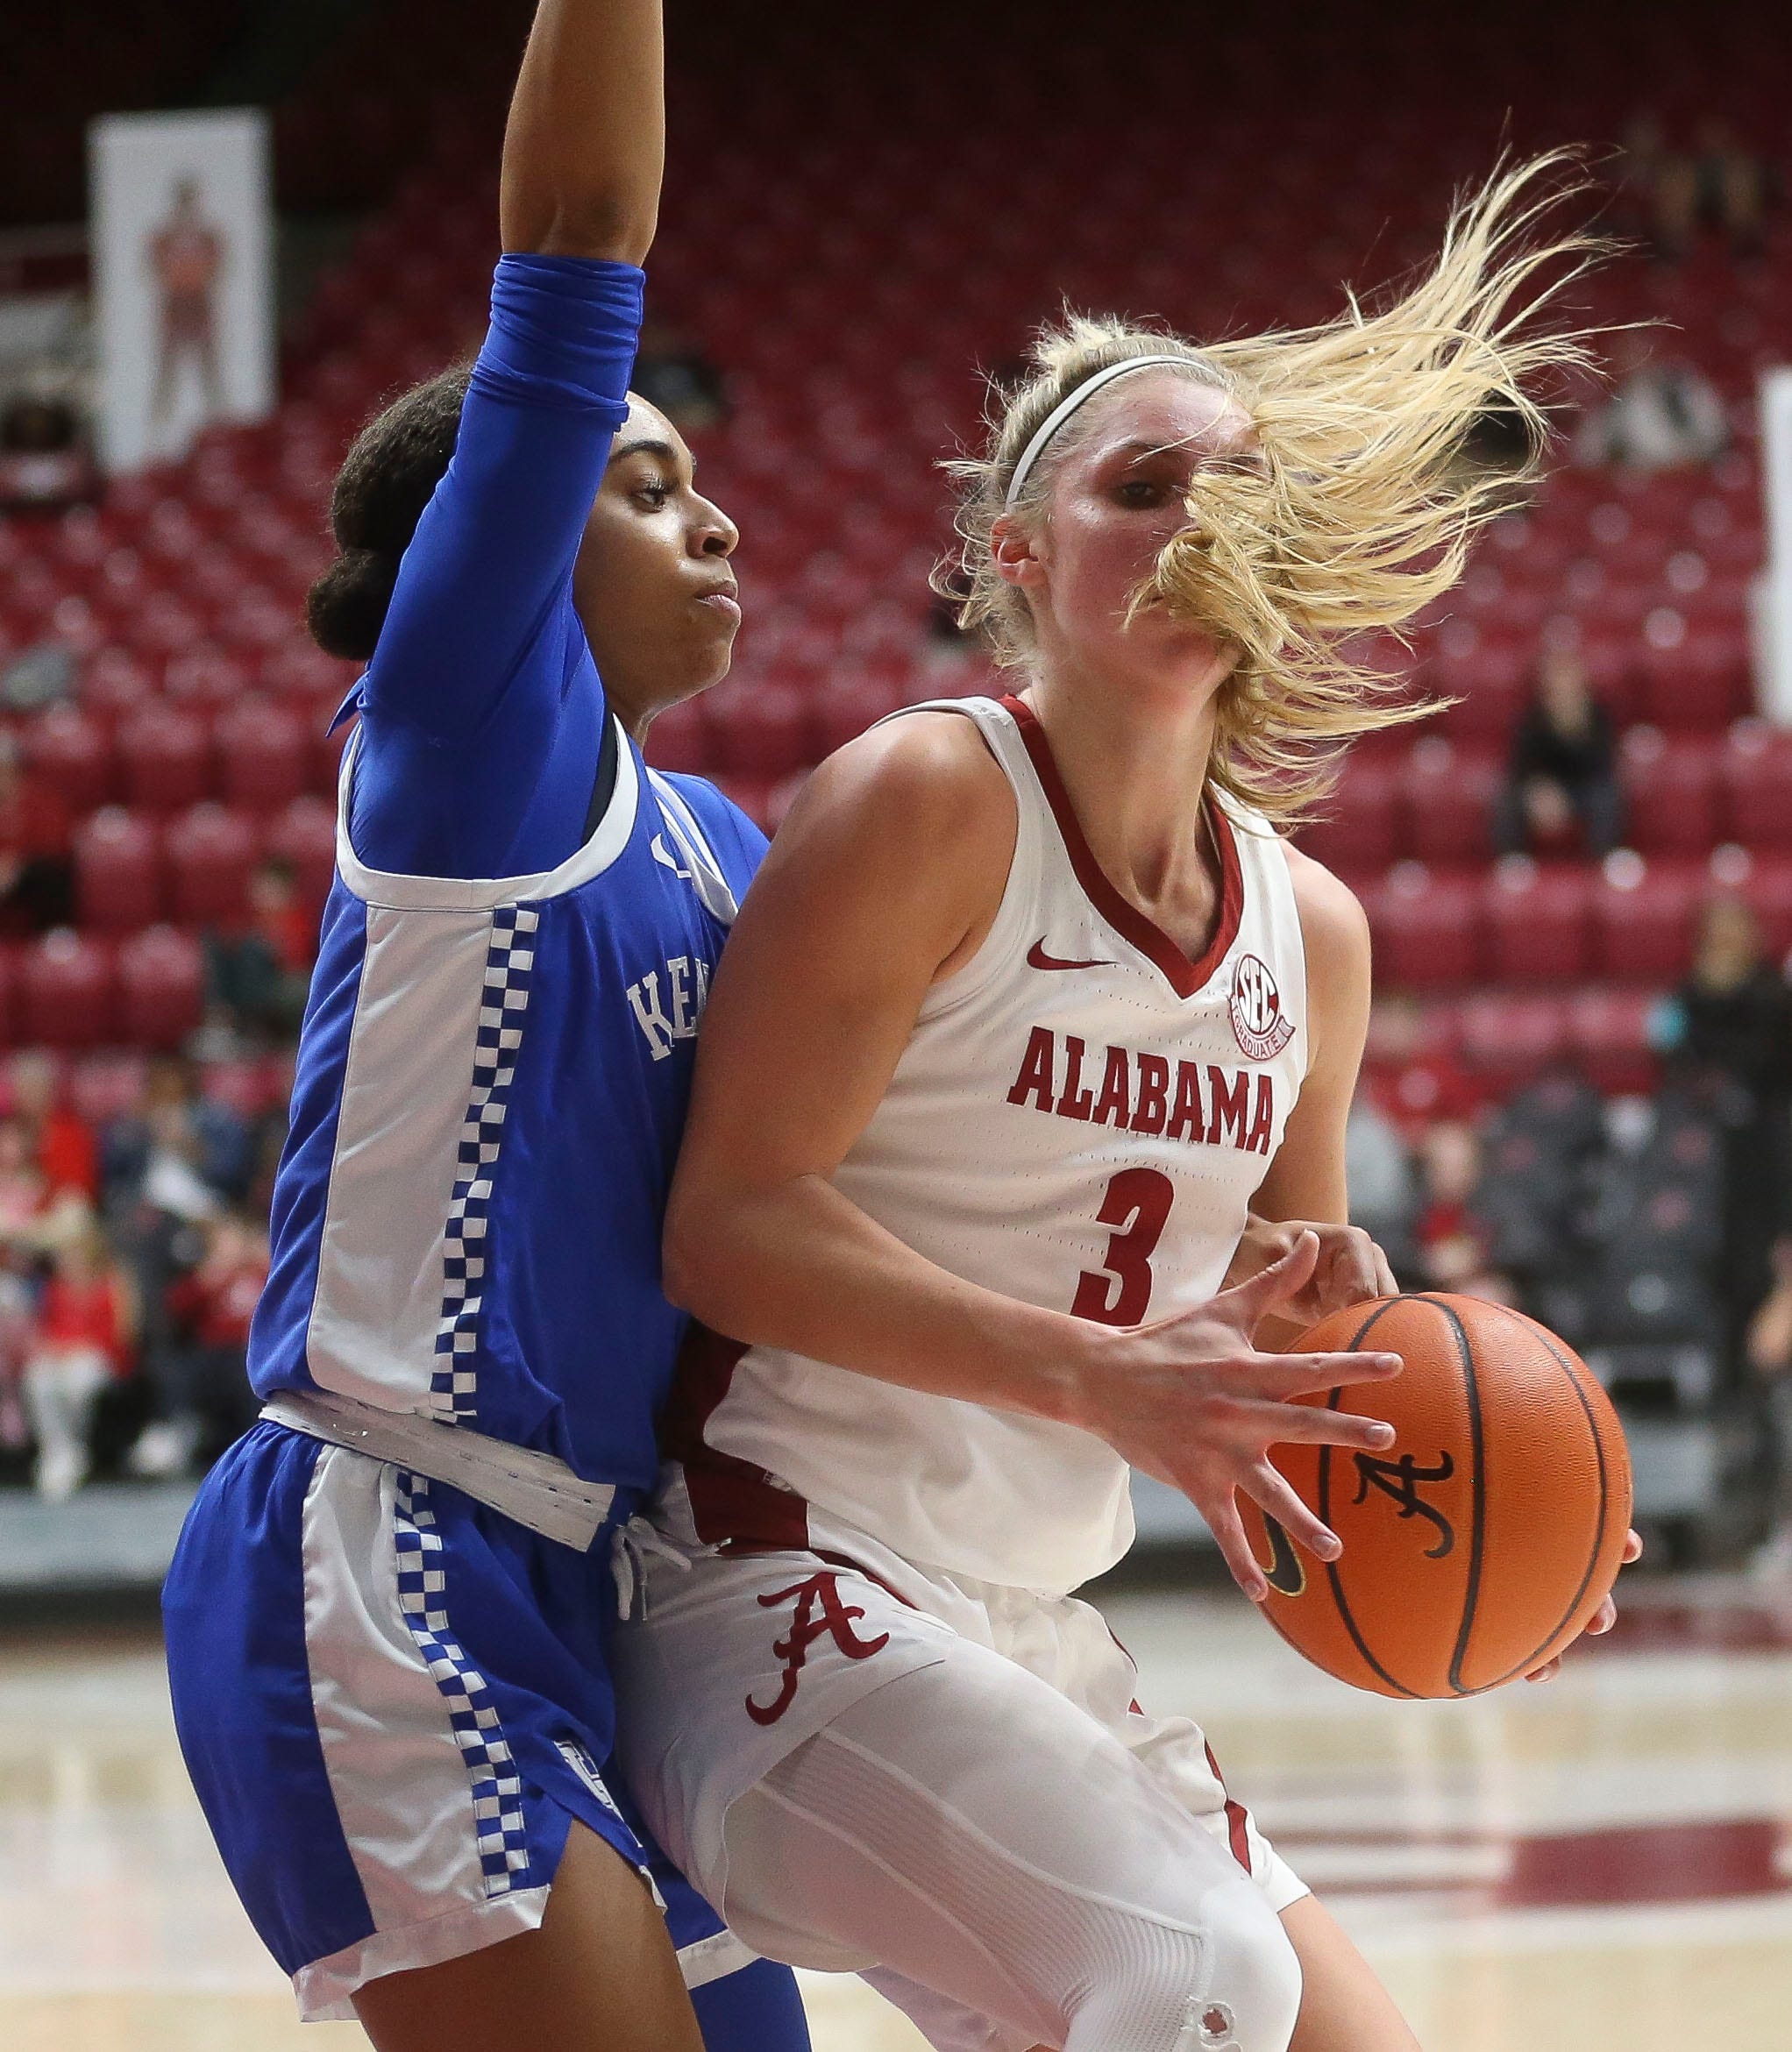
662,1184,724,1323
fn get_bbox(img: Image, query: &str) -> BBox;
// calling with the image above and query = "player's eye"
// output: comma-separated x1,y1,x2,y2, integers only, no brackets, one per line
633,479,672,511
1114,478,1169,508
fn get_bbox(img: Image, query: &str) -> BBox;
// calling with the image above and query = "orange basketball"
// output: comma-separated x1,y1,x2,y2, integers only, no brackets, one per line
1239,1293,1632,1700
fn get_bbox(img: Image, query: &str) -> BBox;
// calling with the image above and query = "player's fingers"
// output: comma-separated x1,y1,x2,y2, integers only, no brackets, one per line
1525,1658,1561,1683
1231,1396,1397,1453
1241,1462,1341,1562
1622,1528,1643,1564
1325,1227,1382,1305
1264,1347,1403,1397
1200,1492,1269,1603
1587,1594,1618,1635
1218,1229,1319,1324
1371,1243,1400,1298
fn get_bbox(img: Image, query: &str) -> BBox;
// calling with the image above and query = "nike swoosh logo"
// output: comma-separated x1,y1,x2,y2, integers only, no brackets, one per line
1028,940,1116,973
1262,1514,1307,1597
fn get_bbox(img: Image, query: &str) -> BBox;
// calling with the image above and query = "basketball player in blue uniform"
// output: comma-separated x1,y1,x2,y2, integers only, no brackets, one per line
160,5,808,2048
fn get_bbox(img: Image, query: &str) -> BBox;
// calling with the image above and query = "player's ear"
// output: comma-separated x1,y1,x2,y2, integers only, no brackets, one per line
991,514,1044,591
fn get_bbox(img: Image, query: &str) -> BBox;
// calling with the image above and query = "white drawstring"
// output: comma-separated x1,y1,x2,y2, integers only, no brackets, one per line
612,1513,693,1620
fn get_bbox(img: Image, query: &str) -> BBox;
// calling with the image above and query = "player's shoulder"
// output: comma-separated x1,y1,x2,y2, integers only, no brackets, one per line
1282,838,1371,979
786,705,1016,869
657,771,767,886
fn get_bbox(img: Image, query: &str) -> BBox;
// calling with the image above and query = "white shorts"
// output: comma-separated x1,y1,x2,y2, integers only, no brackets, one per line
612,1474,1305,1991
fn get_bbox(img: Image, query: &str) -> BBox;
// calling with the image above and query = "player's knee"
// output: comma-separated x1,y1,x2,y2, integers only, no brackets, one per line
1067,1882,1299,2052
1186,1882,1302,2052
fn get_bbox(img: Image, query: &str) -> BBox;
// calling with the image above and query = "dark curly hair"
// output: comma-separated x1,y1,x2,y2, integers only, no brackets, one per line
305,366,473,662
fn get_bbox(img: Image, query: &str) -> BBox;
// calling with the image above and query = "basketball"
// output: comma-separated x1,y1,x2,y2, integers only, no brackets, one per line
1241,1293,1633,1700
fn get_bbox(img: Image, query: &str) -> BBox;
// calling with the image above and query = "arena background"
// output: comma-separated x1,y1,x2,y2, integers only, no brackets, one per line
0,3,1789,2048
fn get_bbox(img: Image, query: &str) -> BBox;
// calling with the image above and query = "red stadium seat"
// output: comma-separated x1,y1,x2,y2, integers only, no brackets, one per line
1482,860,1591,984
1363,864,1483,990
73,808,165,933
24,706,114,813
80,649,158,720
166,805,260,927
1591,853,1700,983
1454,992,1572,1080
216,698,310,808
1722,723,1792,850
117,927,207,1050
264,795,339,911
1296,756,1404,877
164,649,256,708
20,932,116,1049
705,683,817,779
1565,986,1659,1096
1403,737,1500,867
641,698,713,774
811,674,907,760
117,705,213,813
1618,728,1721,857
68,1051,148,1127
0,943,19,1047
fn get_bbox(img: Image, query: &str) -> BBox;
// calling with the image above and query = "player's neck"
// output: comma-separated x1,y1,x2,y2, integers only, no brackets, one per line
1020,662,1221,916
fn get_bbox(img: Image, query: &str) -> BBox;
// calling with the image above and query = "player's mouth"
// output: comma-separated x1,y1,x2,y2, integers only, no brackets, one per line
696,579,742,623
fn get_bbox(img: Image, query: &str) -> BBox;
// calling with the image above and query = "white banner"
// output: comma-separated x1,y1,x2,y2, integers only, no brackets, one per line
89,108,275,472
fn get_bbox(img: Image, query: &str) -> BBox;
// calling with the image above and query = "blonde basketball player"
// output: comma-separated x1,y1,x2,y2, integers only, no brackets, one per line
612,160,1637,2052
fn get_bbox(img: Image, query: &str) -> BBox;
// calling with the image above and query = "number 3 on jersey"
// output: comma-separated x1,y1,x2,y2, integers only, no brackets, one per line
1072,1168,1176,1325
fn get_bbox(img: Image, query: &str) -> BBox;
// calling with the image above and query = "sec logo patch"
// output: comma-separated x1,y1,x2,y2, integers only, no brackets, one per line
1228,952,1294,1062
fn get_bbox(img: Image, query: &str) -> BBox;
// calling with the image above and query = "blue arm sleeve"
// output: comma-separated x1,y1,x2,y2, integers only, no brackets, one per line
346,254,645,880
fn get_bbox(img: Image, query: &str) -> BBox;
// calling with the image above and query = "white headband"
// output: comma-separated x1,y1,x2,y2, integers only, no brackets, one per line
1004,353,1192,508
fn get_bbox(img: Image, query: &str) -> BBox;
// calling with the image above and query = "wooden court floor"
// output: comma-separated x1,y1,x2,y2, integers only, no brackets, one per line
2,1574,1788,2051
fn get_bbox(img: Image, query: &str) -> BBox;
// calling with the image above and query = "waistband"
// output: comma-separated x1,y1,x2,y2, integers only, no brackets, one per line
260,1388,616,1551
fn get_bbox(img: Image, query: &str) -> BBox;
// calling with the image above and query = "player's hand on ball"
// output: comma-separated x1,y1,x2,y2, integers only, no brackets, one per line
1524,1528,1644,1680
1077,1230,1403,1602
1223,1214,1398,1343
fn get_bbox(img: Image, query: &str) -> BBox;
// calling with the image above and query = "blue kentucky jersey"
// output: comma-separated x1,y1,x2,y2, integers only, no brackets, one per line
248,728,766,1491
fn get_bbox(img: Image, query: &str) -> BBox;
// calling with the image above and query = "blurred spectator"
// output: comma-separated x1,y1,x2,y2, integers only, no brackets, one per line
9,1048,99,1204
0,390,97,511
631,320,728,434
129,1209,268,1480
0,1116,46,1243
0,732,74,934
103,1054,252,1216
1495,649,1623,858
1345,1092,1418,1278
1746,1239,1792,1580
1575,336,1729,474
1412,1121,1515,1303
1691,119,1773,259
1652,894,1792,1347
20,1224,137,1501
206,857,316,1040
0,1246,36,1459
1362,993,1481,1138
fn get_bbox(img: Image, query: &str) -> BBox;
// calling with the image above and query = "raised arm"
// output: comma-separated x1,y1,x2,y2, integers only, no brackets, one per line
663,719,1404,1597
347,0,664,879
501,0,664,260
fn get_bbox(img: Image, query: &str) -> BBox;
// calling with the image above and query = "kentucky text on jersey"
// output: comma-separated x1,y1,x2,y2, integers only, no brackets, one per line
628,954,713,1061
1006,1027,1276,1155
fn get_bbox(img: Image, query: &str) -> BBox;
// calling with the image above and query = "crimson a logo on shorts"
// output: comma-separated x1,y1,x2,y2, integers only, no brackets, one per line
1228,952,1295,1062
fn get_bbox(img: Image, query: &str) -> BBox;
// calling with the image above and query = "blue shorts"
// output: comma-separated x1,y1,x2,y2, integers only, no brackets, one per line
164,1421,765,2023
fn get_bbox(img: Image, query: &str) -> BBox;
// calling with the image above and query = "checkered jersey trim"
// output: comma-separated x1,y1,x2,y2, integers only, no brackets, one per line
430,904,539,1424
392,1471,532,1896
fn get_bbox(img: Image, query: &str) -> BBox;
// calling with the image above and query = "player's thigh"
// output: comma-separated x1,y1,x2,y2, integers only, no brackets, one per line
1280,1894,1421,2052
725,1651,1299,2050
352,1819,705,2052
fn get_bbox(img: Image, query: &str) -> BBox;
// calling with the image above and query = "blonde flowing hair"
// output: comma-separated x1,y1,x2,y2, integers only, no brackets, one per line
942,152,1605,830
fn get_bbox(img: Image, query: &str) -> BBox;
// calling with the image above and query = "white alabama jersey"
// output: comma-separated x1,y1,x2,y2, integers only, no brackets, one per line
665,692,1310,1595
